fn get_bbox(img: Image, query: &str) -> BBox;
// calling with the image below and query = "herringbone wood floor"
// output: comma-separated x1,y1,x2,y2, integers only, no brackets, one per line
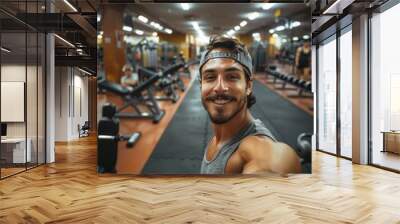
1,136,400,223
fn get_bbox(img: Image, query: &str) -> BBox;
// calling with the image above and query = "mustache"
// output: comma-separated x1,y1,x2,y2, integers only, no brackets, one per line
206,94,237,101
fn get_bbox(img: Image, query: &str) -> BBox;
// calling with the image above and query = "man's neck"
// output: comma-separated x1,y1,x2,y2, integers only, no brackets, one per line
212,109,253,146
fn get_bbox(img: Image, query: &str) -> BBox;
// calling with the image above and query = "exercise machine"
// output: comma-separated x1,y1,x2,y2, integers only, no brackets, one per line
98,103,141,173
98,70,165,123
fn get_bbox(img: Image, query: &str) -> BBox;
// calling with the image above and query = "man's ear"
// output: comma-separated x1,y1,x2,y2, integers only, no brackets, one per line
246,79,253,95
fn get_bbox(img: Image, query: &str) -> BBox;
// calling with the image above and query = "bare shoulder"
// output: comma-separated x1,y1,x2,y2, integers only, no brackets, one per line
237,135,301,174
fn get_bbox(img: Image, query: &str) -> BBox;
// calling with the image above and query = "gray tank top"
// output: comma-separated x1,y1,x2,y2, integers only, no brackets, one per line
200,119,276,174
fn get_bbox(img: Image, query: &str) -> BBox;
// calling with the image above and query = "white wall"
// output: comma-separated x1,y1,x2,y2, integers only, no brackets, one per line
54,67,89,141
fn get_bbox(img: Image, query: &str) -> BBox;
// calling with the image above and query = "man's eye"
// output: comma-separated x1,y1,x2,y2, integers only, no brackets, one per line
204,75,216,80
227,74,240,80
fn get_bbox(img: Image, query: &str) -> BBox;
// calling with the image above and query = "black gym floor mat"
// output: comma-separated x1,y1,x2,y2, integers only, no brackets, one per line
142,80,313,174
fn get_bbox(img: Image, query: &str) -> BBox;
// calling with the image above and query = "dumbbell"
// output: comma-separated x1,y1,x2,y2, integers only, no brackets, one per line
297,133,312,164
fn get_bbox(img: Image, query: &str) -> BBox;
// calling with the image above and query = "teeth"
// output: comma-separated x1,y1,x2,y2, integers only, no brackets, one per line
213,99,230,104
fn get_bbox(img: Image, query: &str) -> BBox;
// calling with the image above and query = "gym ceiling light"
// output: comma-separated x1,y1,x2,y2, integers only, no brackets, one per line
135,29,144,35
123,25,133,32
261,3,274,10
181,3,190,11
291,21,301,28
138,15,148,23
269,29,275,34
165,28,173,34
234,26,240,31
240,21,247,27
275,25,285,32
227,29,235,36
292,36,299,41
303,35,310,40
248,12,260,21
252,32,261,41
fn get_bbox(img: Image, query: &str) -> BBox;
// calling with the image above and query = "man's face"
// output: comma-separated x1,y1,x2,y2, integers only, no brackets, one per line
200,55,252,124
124,69,132,76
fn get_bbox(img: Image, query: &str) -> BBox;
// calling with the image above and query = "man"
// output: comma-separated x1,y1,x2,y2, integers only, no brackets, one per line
120,63,138,89
199,36,301,175
295,41,311,81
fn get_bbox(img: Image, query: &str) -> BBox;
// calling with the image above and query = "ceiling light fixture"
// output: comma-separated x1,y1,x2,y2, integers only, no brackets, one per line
1,47,11,53
138,15,148,23
234,26,240,31
292,36,299,41
165,28,173,34
240,21,247,27
181,3,190,11
248,12,260,21
275,25,285,32
291,21,301,28
303,35,310,40
261,3,274,10
123,25,133,32
269,29,275,34
63,0,78,12
252,33,261,41
227,29,235,36
135,29,144,35
54,34,75,48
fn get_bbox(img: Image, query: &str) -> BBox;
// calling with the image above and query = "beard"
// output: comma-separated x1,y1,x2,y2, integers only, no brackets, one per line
202,93,247,124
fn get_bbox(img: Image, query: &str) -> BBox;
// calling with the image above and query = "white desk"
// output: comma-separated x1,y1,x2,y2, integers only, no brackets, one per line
1,138,31,163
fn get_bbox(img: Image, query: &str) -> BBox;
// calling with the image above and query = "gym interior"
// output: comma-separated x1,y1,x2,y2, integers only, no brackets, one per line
97,3,313,174
0,0,399,223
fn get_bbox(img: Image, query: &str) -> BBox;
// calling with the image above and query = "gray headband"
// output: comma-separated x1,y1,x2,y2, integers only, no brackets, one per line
199,50,253,79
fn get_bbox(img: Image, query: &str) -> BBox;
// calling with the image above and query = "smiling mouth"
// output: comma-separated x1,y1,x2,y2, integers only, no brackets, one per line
212,99,232,105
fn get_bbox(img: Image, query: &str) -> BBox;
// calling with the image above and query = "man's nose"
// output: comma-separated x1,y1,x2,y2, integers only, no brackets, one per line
213,75,228,93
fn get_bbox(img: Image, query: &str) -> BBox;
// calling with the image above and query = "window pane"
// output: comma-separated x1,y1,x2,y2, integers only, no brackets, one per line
340,29,352,158
371,3,400,171
318,37,337,154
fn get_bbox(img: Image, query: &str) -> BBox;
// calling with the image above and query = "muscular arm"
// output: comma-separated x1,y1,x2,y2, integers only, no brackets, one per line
238,136,302,174
295,47,301,67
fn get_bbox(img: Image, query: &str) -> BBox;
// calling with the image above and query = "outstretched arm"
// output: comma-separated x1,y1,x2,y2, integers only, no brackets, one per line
239,136,301,174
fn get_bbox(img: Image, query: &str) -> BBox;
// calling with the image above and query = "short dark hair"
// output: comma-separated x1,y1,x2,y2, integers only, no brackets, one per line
202,36,256,108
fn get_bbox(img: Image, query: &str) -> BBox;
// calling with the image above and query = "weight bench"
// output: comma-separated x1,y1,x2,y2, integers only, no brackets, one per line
98,71,165,123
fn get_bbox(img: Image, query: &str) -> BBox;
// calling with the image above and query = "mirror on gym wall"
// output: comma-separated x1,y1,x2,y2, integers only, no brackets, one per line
97,2,313,175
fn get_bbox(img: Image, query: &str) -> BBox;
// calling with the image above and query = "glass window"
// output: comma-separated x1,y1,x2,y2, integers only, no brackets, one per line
0,1,46,179
371,2,400,171
339,28,352,158
318,36,337,154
